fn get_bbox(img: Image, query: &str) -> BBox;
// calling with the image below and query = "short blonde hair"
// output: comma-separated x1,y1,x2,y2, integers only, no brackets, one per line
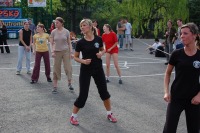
80,19,97,35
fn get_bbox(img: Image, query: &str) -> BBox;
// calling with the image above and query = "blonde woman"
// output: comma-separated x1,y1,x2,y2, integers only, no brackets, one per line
70,19,117,126
50,17,74,93
30,24,52,84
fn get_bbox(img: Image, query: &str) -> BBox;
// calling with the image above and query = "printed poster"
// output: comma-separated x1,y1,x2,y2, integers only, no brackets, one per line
0,0,13,7
28,0,46,7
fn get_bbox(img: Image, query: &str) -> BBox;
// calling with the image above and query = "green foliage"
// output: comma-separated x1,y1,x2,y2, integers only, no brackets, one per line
91,0,189,38
13,0,195,37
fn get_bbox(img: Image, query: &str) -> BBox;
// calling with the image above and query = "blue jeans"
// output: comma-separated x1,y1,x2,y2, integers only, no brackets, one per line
118,34,124,48
16,46,31,72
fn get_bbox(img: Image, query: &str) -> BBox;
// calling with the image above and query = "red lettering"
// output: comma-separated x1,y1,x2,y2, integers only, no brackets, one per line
14,11,19,17
0,10,3,16
9,11,13,17
4,11,8,17
0,9,20,18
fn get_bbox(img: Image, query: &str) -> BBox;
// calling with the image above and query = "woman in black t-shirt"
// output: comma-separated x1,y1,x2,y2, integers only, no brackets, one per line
163,23,200,133
69,19,117,126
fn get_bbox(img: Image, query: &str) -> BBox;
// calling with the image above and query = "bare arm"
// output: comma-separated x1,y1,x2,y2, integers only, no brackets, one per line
32,36,36,54
74,52,91,65
96,47,105,58
108,42,118,51
19,29,27,47
164,64,174,102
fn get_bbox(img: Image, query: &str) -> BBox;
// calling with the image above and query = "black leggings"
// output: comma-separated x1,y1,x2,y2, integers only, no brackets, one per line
163,100,200,133
0,38,10,53
74,66,110,108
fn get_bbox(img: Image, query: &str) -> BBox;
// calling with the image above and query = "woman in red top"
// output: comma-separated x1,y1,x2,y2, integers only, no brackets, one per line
102,24,122,84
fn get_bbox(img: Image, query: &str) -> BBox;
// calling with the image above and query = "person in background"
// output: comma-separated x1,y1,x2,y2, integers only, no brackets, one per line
16,21,32,75
164,20,176,65
102,24,122,84
92,20,101,36
50,20,55,33
116,18,126,49
70,31,78,50
146,38,162,54
30,23,52,84
124,18,133,51
50,17,74,94
0,20,10,53
163,23,200,133
70,19,117,126
175,19,184,49
28,19,36,35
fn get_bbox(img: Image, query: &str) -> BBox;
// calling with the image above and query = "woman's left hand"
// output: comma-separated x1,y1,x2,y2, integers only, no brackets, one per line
107,48,111,53
71,52,74,59
96,52,102,59
191,92,200,105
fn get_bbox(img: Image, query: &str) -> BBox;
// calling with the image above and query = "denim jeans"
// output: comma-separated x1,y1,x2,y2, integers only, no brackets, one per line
16,46,31,72
118,34,124,48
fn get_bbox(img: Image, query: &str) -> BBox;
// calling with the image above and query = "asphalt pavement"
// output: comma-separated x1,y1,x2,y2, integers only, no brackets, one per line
0,39,187,133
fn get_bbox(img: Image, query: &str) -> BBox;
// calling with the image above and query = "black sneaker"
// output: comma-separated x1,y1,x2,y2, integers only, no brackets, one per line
47,78,52,82
52,87,57,94
30,80,37,84
119,79,123,84
68,84,74,91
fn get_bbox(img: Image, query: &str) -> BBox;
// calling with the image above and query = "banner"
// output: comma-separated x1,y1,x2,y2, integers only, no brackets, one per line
0,8,22,19
0,0,13,7
1,19,28,38
28,0,46,7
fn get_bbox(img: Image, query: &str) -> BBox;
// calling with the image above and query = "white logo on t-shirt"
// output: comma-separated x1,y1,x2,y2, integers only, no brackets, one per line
193,61,200,68
94,42,99,48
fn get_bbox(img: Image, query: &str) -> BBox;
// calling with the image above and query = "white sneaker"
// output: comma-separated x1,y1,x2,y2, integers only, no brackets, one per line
16,71,20,75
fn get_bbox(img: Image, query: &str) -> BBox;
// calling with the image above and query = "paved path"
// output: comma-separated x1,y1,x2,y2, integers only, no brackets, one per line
0,39,187,133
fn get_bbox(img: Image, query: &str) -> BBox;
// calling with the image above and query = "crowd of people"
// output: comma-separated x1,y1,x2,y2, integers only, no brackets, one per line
0,16,199,131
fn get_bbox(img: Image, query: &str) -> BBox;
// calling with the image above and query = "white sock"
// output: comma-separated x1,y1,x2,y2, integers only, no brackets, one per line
119,76,121,80
107,111,112,115
106,76,109,80
72,113,77,118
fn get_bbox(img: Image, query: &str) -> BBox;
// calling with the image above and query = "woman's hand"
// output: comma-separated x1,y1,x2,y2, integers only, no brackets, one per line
26,46,30,52
52,52,56,58
83,59,91,65
164,92,171,103
191,92,200,105
107,48,111,53
96,52,102,59
71,52,74,59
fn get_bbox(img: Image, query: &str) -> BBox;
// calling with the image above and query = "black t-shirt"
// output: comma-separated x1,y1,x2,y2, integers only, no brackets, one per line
169,49,200,100
75,35,103,69
19,28,32,46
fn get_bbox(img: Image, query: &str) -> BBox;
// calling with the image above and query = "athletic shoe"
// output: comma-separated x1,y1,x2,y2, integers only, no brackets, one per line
68,84,74,91
30,80,37,84
106,79,110,83
47,78,52,82
70,116,79,126
27,71,31,74
107,113,117,123
52,87,57,94
119,79,123,84
16,71,20,75
130,48,134,51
